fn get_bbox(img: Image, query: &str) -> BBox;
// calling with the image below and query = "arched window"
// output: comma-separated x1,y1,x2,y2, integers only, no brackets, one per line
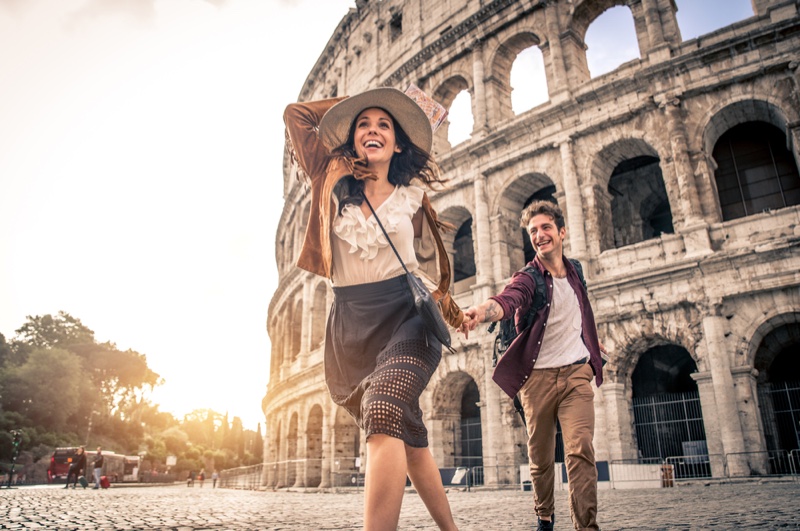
511,46,548,114
712,122,800,221
608,155,673,248
585,6,639,78
521,185,557,264
448,89,473,147
310,284,327,351
453,218,476,283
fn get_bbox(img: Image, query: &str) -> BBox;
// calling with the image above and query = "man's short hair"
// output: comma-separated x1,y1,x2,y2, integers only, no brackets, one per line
520,200,565,230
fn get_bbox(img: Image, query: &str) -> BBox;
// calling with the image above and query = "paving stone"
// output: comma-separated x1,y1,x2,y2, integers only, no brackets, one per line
0,482,798,529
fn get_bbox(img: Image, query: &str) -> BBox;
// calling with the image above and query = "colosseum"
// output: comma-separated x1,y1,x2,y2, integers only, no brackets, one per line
262,0,800,488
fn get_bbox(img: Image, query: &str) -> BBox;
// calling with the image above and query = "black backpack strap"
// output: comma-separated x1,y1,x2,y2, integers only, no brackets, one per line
567,258,587,289
519,265,546,329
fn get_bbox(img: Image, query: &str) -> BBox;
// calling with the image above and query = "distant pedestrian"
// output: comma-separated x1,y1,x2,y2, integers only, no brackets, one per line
186,470,195,487
65,446,87,489
211,470,219,488
92,447,104,489
198,468,205,488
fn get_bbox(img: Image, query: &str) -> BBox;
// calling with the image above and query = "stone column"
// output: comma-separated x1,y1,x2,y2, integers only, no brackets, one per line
318,417,332,488
471,41,489,138
731,367,769,474
559,139,588,262
601,383,638,461
543,1,569,100
293,429,307,488
483,355,506,471
662,97,712,257
641,0,670,62
473,175,496,301
690,371,726,477
702,312,749,476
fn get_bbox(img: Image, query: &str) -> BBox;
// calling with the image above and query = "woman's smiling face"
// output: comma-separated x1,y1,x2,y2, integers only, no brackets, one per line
352,107,402,166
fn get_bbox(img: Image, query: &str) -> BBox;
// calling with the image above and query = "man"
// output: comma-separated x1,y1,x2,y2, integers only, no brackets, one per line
92,447,104,489
460,200,606,531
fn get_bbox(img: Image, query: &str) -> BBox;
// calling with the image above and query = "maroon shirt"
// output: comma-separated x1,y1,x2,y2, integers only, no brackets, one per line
489,255,604,398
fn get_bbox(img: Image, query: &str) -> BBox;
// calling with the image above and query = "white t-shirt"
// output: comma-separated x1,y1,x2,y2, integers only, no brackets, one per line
534,276,590,368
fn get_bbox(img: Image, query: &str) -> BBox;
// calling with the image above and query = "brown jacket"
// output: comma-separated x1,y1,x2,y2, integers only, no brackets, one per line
284,97,464,329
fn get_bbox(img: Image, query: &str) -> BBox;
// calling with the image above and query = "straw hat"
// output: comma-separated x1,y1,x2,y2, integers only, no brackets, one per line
318,87,433,154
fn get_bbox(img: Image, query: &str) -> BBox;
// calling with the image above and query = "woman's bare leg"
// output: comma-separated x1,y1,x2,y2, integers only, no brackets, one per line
406,445,458,531
364,434,407,531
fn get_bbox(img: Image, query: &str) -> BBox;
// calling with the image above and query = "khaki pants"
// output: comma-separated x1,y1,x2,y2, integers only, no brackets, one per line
519,362,599,531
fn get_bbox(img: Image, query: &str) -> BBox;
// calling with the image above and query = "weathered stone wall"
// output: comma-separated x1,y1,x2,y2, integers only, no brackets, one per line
264,0,800,486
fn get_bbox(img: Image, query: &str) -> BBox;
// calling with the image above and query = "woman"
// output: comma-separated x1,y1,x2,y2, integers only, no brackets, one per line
284,87,463,531
65,446,86,489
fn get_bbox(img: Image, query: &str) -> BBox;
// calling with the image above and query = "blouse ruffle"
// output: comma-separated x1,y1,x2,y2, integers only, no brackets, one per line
333,185,424,260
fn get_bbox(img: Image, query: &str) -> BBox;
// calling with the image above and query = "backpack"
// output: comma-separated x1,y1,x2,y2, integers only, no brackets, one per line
489,259,586,425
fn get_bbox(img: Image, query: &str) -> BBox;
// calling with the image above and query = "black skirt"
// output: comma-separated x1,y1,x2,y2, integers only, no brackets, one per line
325,274,442,448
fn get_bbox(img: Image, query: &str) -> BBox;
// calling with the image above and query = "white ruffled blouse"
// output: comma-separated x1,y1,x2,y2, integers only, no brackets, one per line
331,185,426,287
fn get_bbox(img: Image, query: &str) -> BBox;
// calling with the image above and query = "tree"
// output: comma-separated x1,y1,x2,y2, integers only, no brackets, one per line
1,348,82,433
12,312,95,359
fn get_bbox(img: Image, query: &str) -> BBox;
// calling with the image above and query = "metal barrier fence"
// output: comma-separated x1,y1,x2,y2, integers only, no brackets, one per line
724,450,795,477
219,464,263,490
221,451,800,491
664,454,722,480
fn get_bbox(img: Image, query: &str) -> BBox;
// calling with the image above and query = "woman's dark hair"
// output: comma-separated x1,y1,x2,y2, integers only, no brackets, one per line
333,108,446,214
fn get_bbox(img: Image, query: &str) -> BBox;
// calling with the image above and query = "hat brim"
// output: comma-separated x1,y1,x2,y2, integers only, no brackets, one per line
318,87,433,154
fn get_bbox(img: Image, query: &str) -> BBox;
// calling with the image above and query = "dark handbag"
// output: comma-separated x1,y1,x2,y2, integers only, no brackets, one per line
362,193,454,352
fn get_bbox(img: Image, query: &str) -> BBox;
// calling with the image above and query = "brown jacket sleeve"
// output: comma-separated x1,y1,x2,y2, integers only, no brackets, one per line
283,97,347,180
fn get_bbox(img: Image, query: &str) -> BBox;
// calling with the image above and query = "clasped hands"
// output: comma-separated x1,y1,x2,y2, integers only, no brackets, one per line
457,307,482,339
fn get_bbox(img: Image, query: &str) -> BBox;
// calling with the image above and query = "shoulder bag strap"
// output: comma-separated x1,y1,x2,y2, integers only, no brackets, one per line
361,192,411,276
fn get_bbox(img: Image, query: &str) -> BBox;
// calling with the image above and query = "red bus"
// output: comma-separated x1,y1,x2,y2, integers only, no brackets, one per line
48,447,133,483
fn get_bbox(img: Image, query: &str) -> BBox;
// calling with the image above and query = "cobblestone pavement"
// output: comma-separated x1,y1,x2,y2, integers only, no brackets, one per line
1,480,798,530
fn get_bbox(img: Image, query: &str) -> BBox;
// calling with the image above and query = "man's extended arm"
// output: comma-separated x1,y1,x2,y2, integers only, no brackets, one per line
459,299,505,339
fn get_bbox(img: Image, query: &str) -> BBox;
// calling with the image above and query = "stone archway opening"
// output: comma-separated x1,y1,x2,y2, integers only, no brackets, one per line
305,405,323,488
331,407,360,487
608,155,674,248
630,345,706,474
498,174,556,274
432,372,482,472
521,185,557,264
754,321,800,455
711,121,800,221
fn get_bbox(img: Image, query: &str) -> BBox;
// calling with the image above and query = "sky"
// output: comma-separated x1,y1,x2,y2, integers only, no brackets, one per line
0,0,754,431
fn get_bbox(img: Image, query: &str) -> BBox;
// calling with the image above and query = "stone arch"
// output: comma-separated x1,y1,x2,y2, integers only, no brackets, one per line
310,281,327,352
495,172,558,275
736,311,800,455
739,311,800,373
437,205,476,295
700,100,800,222
702,99,792,161
430,370,484,468
290,298,303,363
587,137,669,251
331,406,360,486
488,31,542,122
630,343,706,461
583,4,641,77
602,305,706,385
432,75,473,153
305,404,324,488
